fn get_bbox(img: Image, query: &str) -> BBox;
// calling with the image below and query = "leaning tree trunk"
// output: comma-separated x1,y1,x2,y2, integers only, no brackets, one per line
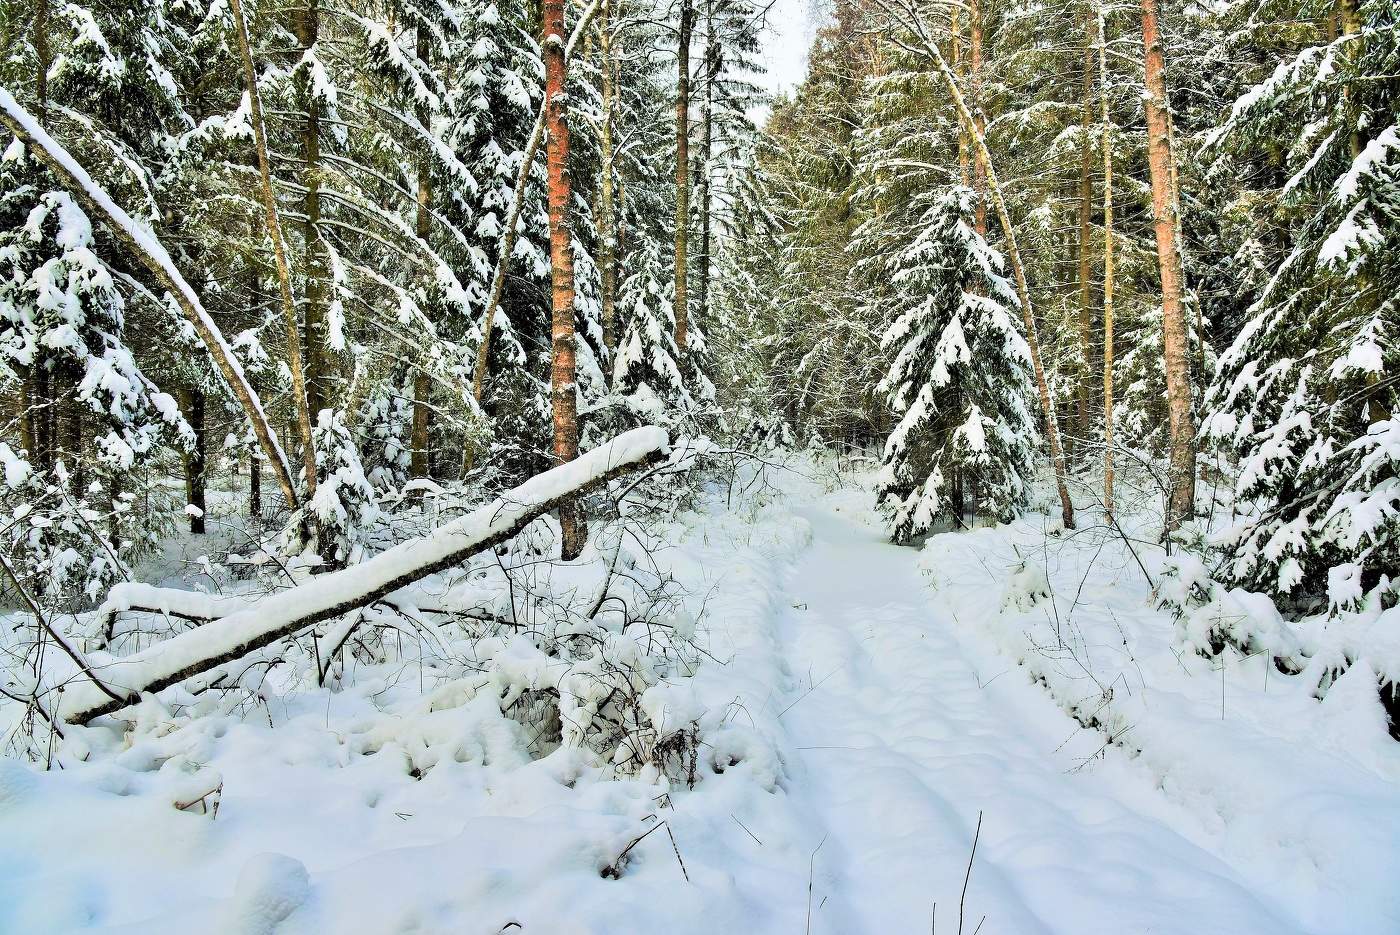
674,0,694,351
1098,0,1116,519
228,0,318,500
542,0,587,559
895,13,1076,530
1140,0,1195,530
969,0,987,238
1075,14,1096,462
0,91,301,510
411,24,433,483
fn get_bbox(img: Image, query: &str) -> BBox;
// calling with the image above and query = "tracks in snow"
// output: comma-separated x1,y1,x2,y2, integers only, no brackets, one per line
770,503,1309,935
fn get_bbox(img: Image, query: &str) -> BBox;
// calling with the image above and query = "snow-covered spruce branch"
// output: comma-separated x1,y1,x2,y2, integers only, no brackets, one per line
57,427,670,725
0,88,301,511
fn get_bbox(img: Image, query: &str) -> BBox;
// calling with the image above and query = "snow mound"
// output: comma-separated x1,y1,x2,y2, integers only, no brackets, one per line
225,853,310,935
0,758,37,809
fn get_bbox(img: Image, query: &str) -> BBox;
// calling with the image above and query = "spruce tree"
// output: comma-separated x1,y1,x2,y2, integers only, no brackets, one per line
874,186,1038,543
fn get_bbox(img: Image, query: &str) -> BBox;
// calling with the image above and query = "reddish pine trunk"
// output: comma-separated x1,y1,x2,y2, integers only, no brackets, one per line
543,0,586,559
1140,0,1195,529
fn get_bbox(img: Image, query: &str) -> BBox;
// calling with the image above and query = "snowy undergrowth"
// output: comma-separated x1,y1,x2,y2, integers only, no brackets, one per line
906,473,1400,935
0,468,822,934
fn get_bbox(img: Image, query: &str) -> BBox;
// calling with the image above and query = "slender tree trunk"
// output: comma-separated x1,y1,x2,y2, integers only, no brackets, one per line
63,363,82,490
1140,0,1195,529
181,387,206,534
411,25,433,482
23,0,51,470
598,0,619,352
696,6,718,337
229,0,317,499
543,0,586,559
1075,14,1096,463
1098,1,1115,519
297,0,328,422
969,0,987,237
249,442,262,518
902,12,1076,529
674,0,694,350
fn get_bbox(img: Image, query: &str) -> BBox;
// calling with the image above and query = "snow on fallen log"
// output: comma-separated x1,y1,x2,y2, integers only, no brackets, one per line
58,427,670,724
98,583,255,626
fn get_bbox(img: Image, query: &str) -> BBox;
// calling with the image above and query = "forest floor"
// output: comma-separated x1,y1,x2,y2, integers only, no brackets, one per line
2,460,1398,934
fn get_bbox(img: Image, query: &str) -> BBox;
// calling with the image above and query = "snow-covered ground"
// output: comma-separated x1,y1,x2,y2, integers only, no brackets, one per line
2,462,1397,933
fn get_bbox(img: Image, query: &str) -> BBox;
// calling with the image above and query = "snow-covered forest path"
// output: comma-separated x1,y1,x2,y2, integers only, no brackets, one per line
772,502,1308,935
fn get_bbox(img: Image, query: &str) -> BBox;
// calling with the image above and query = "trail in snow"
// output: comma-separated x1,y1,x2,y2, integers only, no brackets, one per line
772,501,1309,935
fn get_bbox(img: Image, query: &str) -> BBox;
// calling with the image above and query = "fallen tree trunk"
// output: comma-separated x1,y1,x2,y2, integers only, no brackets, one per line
59,427,670,724
0,88,301,511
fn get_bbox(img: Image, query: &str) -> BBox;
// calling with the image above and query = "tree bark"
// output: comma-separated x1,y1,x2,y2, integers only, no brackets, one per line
297,0,329,422
674,0,694,350
1075,14,1096,462
1098,0,1115,519
0,90,301,509
1140,0,1195,529
181,387,206,534
411,24,433,482
228,0,318,500
469,0,602,405
543,0,587,559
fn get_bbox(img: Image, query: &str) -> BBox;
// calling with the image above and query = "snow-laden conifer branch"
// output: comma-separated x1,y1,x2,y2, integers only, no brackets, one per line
57,427,669,724
0,87,301,511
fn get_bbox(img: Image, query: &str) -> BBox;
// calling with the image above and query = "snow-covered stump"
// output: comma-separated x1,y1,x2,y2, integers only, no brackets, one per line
57,428,670,725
